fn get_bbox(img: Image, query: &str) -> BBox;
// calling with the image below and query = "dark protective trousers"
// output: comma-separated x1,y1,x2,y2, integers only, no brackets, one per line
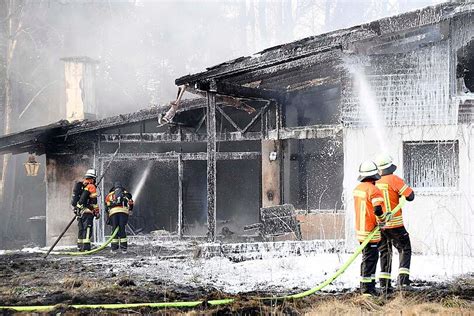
111,213,129,251
378,226,412,288
360,242,379,294
77,213,94,251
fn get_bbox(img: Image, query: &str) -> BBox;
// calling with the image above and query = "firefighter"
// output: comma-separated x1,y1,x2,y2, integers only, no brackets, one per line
105,182,134,253
353,160,386,296
375,154,415,292
74,169,100,251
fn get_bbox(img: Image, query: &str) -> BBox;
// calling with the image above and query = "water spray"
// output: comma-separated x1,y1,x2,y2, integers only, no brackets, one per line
344,58,389,153
132,161,153,201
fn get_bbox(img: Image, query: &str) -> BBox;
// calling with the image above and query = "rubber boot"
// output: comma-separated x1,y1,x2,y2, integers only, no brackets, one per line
379,278,393,295
398,274,412,291
360,282,377,296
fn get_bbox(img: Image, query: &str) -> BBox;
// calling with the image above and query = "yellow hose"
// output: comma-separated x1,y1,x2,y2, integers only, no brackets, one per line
0,199,406,311
48,227,119,256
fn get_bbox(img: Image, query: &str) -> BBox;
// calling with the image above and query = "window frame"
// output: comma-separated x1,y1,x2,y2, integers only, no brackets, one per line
403,140,460,191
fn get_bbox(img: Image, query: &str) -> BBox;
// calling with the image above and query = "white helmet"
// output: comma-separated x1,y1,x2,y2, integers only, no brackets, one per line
84,169,97,179
357,160,381,181
374,153,397,175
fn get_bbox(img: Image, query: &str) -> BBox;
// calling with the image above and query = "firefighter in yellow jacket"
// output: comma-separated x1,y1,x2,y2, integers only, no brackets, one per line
105,182,134,253
353,160,386,296
375,154,415,292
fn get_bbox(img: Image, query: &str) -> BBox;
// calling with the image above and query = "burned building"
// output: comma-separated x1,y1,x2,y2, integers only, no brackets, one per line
0,2,472,256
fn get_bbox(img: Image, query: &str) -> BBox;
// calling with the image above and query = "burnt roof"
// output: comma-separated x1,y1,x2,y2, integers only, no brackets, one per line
0,98,206,155
176,2,472,87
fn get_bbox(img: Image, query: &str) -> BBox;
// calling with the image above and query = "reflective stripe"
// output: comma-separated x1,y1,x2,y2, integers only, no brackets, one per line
385,215,404,228
371,274,376,281
83,227,91,243
357,231,380,242
376,183,389,190
371,197,384,205
399,184,408,194
119,238,128,243
379,272,391,279
353,190,366,198
111,239,119,243
360,277,372,283
77,239,83,244
108,207,129,216
399,268,410,275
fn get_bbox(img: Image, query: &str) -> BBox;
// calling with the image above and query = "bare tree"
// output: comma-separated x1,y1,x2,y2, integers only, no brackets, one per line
0,0,24,204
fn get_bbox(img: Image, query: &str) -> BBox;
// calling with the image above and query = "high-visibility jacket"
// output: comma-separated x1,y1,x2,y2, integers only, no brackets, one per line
376,174,413,229
77,179,99,215
353,182,385,243
105,190,133,216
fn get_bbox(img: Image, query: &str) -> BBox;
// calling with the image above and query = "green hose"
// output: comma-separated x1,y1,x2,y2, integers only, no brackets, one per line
0,199,405,311
59,227,119,256
281,196,406,300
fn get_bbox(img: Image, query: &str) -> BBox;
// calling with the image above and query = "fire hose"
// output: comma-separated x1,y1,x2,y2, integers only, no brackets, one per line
0,198,406,312
47,227,119,256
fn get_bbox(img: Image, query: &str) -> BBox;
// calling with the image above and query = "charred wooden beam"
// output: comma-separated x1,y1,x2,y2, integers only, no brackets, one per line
194,111,206,133
185,85,256,114
207,92,217,242
267,124,343,140
242,102,271,134
216,106,242,132
97,151,260,161
196,81,282,101
100,131,263,143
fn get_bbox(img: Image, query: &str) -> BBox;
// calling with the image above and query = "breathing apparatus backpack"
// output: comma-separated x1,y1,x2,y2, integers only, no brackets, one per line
109,187,127,208
71,181,84,207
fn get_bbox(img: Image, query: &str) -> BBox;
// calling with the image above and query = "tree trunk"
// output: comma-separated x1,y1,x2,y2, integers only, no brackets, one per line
0,0,21,205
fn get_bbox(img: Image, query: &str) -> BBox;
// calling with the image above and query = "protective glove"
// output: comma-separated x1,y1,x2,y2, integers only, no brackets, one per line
378,220,387,229
94,212,101,219
74,205,84,217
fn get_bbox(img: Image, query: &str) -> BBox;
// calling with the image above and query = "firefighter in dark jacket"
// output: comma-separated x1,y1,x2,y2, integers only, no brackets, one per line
105,182,134,253
74,169,100,251
375,154,415,292
353,160,387,296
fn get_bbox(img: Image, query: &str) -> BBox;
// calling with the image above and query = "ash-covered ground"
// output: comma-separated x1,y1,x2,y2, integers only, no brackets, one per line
0,237,473,314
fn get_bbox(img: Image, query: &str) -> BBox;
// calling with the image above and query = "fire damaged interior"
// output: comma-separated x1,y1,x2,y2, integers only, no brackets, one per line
0,2,472,250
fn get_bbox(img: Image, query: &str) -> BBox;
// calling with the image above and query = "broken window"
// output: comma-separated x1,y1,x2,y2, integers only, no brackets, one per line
456,39,474,94
403,140,459,189
285,85,341,127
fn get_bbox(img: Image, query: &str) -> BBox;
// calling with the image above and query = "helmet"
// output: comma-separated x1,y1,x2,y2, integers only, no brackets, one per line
374,153,397,175
84,169,97,179
357,160,381,182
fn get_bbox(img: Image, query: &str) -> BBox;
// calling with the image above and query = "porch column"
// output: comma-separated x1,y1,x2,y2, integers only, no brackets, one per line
206,92,217,242
262,140,281,207
177,154,184,239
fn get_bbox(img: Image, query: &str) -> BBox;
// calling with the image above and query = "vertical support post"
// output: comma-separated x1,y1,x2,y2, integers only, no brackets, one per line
206,92,217,242
262,140,281,207
98,159,105,242
177,154,184,239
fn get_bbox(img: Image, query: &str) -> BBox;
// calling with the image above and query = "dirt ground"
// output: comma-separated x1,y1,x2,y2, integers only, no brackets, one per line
0,251,473,315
